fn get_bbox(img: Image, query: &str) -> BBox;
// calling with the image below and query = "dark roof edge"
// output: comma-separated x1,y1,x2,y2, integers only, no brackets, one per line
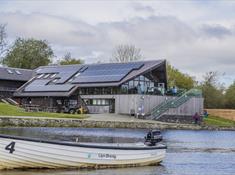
36,59,165,69
118,60,166,85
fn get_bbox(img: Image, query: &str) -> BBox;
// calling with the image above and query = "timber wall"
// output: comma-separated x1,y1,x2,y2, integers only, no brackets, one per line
81,95,204,116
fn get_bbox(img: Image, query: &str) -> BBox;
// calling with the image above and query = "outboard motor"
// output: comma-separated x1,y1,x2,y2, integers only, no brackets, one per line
145,129,163,146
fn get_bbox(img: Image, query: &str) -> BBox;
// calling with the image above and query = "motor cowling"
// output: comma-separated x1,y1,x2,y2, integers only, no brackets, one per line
145,130,163,146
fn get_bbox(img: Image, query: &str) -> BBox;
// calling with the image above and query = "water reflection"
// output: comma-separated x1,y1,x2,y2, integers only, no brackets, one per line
0,128,235,175
0,166,168,175
0,127,147,143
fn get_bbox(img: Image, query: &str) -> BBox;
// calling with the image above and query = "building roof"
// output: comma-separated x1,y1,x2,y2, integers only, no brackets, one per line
0,67,33,82
14,60,166,97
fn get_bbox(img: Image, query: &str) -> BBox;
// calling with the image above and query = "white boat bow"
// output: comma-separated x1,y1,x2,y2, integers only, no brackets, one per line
0,134,166,170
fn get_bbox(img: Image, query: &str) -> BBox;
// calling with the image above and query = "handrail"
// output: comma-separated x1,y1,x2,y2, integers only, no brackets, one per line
151,89,186,114
150,88,202,119
0,87,17,91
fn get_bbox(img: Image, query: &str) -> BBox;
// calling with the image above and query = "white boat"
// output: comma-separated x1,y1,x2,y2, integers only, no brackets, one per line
0,132,166,170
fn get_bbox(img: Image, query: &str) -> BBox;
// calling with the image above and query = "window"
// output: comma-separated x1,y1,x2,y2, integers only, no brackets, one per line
90,99,110,106
134,80,139,87
140,75,145,81
7,69,13,74
94,88,101,94
97,99,101,105
93,99,97,105
120,74,157,94
134,76,139,81
129,80,134,88
75,72,80,77
50,78,59,84
50,73,57,78
15,70,22,75
105,99,110,105
150,82,154,88
101,99,106,105
69,100,77,105
43,74,50,79
68,78,73,83
37,74,44,78
36,68,42,73
121,84,128,94
84,99,92,105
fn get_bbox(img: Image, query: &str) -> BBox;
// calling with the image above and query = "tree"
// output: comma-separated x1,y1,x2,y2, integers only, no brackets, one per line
224,81,235,109
60,52,84,65
200,71,225,109
0,24,7,58
1,38,53,69
167,63,195,90
111,44,142,63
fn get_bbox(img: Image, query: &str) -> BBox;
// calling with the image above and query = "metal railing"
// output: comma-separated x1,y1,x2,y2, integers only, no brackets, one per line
150,89,202,120
0,87,17,92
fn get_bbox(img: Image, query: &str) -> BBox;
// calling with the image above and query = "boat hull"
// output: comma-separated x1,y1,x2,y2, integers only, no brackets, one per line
0,135,166,170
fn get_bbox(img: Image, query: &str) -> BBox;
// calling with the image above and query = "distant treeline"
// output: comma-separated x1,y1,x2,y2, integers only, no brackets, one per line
168,65,235,109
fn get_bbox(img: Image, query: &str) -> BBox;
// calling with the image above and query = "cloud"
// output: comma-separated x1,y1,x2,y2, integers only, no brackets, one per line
132,2,155,15
1,6,235,85
200,24,232,38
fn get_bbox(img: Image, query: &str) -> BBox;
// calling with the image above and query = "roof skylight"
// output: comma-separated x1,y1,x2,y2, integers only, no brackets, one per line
7,69,13,74
43,74,50,79
15,70,22,75
37,74,44,78
50,73,57,78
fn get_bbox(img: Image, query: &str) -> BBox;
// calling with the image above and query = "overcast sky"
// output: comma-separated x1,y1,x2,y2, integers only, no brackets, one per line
1,0,235,85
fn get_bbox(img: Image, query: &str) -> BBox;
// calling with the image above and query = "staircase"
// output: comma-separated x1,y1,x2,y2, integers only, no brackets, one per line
150,89,202,120
5,98,19,106
0,98,9,104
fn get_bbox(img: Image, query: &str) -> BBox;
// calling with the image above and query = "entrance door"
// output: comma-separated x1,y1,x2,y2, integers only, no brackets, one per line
109,99,115,113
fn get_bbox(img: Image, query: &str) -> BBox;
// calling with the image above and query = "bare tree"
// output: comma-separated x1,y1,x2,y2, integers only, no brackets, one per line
202,71,219,87
111,44,142,63
0,24,7,58
60,52,84,65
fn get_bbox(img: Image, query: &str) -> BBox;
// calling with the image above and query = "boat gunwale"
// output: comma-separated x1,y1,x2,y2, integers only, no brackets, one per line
0,134,167,150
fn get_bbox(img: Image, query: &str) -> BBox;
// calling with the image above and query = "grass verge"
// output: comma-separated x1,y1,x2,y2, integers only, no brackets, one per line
0,103,86,119
203,115,235,127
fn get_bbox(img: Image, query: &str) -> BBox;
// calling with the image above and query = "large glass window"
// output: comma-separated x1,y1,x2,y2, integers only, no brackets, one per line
120,74,157,94
84,99,111,106
121,84,128,94
77,74,159,95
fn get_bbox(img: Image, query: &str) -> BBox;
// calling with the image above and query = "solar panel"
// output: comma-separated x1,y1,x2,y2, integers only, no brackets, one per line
79,69,130,76
25,62,145,92
36,65,83,84
72,75,124,83
55,72,76,84
24,85,74,92
24,79,74,92
79,66,88,72
72,62,144,83
26,79,51,86
36,65,82,74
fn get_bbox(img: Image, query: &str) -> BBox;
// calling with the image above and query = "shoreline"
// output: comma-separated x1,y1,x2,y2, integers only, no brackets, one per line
0,116,234,131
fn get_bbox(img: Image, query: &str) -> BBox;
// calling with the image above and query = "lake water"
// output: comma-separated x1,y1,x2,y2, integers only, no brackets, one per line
0,128,235,175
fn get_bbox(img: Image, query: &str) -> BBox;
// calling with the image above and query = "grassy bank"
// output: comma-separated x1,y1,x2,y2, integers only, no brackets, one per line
203,115,235,127
0,103,86,119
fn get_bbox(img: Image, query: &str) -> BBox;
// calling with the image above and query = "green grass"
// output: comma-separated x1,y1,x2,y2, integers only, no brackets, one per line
203,115,235,127
0,103,87,119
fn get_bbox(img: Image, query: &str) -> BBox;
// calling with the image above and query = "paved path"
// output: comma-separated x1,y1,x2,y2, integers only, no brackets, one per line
86,113,174,124
87,113,147,122
0,114,228,130
0,113,161,123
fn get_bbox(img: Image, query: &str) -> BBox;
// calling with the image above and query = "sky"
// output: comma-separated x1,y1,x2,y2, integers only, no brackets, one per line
0,0,235,86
